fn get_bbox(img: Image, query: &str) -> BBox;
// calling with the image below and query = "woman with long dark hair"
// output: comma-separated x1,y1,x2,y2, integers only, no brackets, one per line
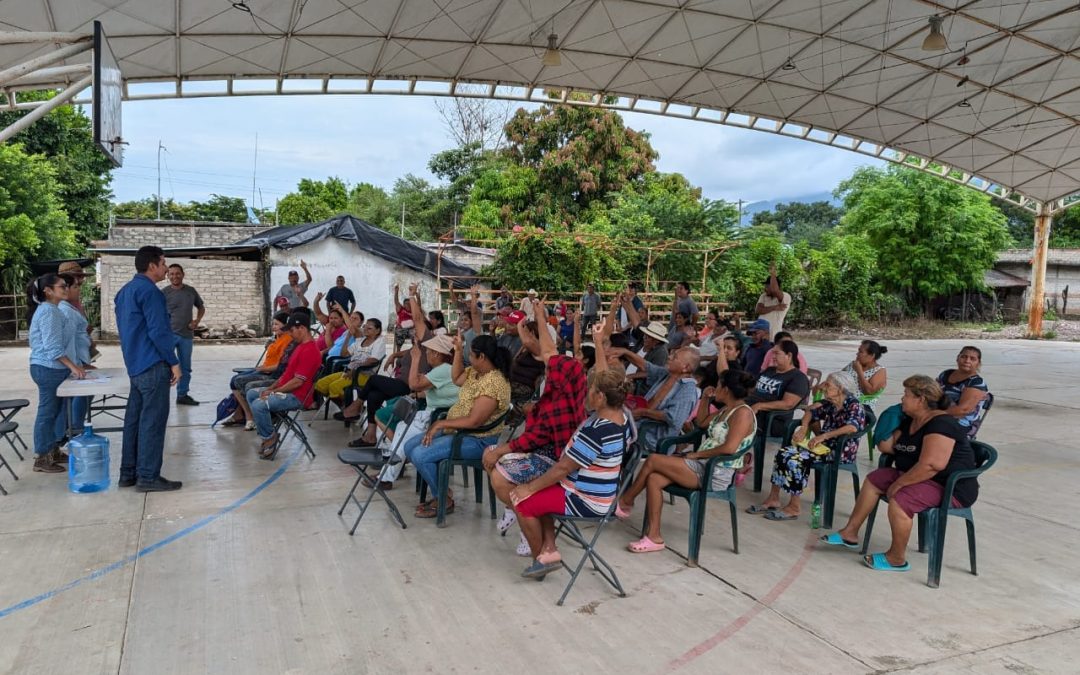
404,333,512,519
27,274,86,473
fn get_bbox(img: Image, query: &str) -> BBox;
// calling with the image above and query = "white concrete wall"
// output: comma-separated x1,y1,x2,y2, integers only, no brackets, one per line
997,261,1080,316
268,239,443,327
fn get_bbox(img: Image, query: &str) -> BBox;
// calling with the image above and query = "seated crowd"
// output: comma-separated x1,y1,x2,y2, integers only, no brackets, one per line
220,276,991,578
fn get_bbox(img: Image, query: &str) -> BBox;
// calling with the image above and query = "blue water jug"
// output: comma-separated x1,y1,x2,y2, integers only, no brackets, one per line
68,424,111,493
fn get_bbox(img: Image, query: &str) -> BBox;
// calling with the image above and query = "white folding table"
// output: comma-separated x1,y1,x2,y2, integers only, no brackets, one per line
57,368,131,435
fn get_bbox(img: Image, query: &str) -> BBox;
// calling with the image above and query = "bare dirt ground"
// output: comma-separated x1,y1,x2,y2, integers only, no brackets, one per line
794,318,1080,342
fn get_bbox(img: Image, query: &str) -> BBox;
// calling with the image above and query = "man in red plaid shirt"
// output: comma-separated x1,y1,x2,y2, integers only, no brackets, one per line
484,299,588,550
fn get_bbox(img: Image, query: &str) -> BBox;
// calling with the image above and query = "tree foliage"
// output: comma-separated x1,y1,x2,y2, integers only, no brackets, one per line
0,143,77,276
484,227,624,295
0,92,113,246
751,200,843,248
837,166,1009,310
113,194,249,222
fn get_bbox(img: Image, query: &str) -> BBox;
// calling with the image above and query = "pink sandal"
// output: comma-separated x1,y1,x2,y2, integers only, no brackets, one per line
628,536,666,553
537,550,562,565
615,502,632,519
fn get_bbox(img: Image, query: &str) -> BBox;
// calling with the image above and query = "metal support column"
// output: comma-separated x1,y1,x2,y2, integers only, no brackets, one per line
1026,207,1051,337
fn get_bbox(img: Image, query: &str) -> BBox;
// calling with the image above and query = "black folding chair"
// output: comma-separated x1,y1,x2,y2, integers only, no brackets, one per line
337,397,418,534
0,426,18,495
0,399,30,460
264,365,325,461
550,442,644,606
318,357,383,421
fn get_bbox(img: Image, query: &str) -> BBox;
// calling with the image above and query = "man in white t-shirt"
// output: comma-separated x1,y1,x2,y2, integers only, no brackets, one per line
755,264,791,340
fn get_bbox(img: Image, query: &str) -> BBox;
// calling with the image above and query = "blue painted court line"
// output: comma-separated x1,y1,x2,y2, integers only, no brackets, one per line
0,445,303,620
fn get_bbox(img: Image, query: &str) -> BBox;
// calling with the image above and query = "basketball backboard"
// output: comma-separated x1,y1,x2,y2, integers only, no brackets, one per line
93,21,123,167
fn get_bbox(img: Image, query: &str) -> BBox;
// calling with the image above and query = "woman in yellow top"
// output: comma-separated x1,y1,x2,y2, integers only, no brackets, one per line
405,333,512,519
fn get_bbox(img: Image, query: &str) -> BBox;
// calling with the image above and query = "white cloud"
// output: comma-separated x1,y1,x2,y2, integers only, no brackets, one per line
109,95,882,208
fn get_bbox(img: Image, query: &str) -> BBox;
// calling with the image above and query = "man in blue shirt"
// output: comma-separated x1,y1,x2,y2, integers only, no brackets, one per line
743,318,773,378
115,246,183,492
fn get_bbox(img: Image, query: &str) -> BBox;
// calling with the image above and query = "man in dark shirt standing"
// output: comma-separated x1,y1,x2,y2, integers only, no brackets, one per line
163,264,205,406
324,275,356,314
115,246,183,492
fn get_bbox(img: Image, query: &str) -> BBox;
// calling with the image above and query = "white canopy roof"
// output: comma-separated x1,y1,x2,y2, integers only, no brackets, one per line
2,0,1079,209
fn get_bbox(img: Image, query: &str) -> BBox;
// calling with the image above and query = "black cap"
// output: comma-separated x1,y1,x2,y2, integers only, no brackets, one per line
286,312,311,329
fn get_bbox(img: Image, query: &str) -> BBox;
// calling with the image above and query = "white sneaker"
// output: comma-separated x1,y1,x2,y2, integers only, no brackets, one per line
244,420,255,431
496,508,517,534
516,533,531,557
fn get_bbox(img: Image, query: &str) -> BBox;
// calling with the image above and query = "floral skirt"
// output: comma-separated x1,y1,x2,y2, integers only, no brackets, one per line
770,445,821,496
495,446,557,485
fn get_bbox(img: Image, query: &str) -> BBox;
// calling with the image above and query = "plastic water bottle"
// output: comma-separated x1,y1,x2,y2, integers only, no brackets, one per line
810,502,822,530
68,424,111,493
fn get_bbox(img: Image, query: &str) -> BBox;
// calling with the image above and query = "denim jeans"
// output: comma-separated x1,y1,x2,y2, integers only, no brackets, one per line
174,335,194,397
121,361,172,482
403,431,500,496
247,387,301,439
54,395,89,442
30,364,70,456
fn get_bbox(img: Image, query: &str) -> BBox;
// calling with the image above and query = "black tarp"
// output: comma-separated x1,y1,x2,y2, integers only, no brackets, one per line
233,214,479,289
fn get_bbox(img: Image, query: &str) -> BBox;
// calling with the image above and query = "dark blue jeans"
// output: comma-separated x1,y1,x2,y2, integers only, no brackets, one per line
121,362,172,482
174,335,194,397
54,395,89,442
30,364,69,456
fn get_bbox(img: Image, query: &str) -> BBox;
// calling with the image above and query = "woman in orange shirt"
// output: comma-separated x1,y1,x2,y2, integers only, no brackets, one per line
223,312,293,429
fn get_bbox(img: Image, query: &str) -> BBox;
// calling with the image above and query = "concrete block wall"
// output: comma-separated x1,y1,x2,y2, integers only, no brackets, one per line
98,255,267,337
108,221,264,248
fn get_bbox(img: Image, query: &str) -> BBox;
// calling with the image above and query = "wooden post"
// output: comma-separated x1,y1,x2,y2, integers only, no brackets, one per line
1026,206,1051,337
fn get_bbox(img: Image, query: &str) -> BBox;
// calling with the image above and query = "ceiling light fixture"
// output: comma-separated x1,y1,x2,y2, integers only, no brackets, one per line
922,16,947,51
781,57,796,71
542,33,561,67
957,99,971,108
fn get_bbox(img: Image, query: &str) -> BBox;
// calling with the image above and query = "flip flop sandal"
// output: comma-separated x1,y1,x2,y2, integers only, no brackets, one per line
745,504,778,515
819,532,860,549
863,552,911,572
627,536,666,553
415,499,454,518
764,511,799,521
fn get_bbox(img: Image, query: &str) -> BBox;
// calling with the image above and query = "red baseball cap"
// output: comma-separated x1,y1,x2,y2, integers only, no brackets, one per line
506,310,527,325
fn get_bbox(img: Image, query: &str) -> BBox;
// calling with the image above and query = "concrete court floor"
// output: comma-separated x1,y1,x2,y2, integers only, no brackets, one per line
0,339,1077,675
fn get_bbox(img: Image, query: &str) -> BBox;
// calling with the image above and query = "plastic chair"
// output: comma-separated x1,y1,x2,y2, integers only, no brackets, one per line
319,357,383,421
752,409,797,492
860,441,997,588
432,410,510,527
781,405,875,530
551,442,643,605
337,397,418,534
647,428,752,564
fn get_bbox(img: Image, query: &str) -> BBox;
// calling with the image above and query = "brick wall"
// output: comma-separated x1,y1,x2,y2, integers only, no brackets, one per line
108,221,264,248
99,255,267,337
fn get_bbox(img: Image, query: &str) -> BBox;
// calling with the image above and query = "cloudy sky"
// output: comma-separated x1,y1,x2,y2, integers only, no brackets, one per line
108,93,882,210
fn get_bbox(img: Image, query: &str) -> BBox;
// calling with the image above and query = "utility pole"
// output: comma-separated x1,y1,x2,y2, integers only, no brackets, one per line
400,202,405,239
737,198,744,229
251,132,258,208
156,140,164,220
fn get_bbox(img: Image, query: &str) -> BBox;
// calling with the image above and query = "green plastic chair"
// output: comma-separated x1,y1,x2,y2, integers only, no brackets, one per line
431,410,510,528
752,409,797,492
860,440,997,588
645,428,752,565
780,405,875,530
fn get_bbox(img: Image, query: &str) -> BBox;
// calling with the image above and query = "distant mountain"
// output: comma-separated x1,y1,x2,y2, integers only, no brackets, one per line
738,191,841,223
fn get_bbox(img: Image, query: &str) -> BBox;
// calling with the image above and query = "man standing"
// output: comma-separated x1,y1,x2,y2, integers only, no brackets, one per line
755,264,792,340
493,287,514,312
617,282,647,333
248,311,321,459
671,281,699,327
163,263,205,406
274,259,311,311
115,246,183,492
580,283,601,334
325,275,356,314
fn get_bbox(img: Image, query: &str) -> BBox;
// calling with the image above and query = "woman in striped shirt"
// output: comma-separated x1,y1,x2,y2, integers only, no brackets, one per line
509,334,633,579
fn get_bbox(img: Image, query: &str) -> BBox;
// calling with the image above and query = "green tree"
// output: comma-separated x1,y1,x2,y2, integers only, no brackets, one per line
484,227,624,295
296,177,349,212
387,174,453,241
460,164,542,240
190,194,248,222
710,230,801,315
751,200,843,248
0,93,114,246
837,166,1009,312
1050,207,1080,248
800,234,878,324
276,193,334,225
348,182,394,228
502,104,657,225
0,143,77,284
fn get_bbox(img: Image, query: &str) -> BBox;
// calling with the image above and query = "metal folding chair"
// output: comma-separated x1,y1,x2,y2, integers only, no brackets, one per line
264,365,325,461
550,442,644,606
0,399,30,460
337,397,418,534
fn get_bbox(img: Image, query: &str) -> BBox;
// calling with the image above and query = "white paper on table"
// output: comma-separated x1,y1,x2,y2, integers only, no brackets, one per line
73,374,111,384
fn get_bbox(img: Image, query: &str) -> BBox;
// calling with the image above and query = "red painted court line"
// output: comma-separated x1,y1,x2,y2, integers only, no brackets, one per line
665,532,820,671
